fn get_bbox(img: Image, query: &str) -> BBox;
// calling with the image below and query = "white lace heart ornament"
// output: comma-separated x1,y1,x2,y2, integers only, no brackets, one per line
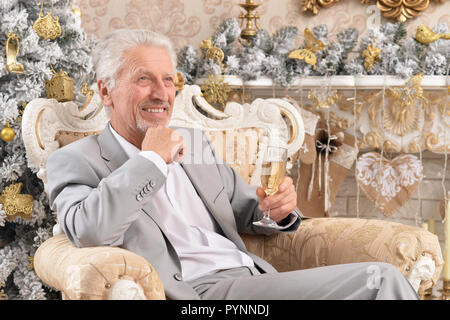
355,152,424,216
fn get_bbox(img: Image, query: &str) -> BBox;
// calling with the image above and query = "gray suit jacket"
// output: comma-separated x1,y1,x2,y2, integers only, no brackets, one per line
46,124,301,300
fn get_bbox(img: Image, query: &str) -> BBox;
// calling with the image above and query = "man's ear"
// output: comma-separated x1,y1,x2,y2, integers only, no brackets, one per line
97,79,113,107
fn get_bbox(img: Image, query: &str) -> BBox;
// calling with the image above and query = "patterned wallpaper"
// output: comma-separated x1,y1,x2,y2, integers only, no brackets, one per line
74,0,450,50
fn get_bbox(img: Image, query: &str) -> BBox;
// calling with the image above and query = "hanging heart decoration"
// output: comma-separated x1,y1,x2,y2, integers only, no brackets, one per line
356,152,424,216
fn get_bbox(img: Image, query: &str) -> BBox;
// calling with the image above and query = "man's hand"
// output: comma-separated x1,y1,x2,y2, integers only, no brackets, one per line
256,176,297,223
142,127,185,164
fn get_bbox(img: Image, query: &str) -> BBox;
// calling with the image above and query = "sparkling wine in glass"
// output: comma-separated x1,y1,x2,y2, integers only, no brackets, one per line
253,145,287,229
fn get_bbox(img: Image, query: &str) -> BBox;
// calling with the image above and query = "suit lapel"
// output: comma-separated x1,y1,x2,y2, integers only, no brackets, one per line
97,123,129,172
97,124,245,252
181,163,247,252
96,124,167,230
174,127,245,251
173,127,224,202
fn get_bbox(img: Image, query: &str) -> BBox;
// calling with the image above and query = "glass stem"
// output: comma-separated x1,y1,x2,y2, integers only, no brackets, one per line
265,207,271,220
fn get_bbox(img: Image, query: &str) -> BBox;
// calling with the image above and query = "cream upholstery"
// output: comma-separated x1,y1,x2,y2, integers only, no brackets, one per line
241,218,443,293
23,84,443,299
34,234,165,300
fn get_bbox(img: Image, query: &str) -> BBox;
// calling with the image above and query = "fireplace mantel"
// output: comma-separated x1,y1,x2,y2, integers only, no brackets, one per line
196,75,449,154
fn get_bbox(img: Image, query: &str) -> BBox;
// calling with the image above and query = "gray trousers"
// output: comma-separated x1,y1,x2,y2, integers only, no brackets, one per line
187,262,419,300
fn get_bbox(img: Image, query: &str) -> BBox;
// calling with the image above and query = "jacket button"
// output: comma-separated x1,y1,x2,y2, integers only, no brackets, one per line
173,273,182,281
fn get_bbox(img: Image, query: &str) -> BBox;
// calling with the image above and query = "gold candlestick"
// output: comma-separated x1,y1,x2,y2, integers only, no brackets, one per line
442,200,450,299
238,0,261,41
428,217,435,234
0,284,8,300
418,287,434,300
440,280,450,300
443,200,450,281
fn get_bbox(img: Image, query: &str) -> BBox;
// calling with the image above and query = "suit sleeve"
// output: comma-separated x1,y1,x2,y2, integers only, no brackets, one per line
46,148,166,248
202,132,302,236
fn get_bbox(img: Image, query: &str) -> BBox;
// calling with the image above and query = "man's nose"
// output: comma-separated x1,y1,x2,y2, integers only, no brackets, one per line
149,78,169,101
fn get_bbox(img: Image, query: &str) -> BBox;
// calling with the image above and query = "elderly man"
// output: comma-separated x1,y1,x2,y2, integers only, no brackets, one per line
46,29,418,300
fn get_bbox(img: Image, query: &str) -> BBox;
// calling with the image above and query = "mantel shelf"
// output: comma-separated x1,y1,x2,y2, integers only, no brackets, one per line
196,75,449,90
197,75,449,154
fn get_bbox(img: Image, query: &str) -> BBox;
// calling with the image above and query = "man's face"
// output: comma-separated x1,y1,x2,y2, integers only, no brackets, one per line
103,45,176,146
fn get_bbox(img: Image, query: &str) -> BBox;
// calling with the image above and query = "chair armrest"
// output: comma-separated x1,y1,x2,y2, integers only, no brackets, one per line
242,217,444,293
34,234,165,300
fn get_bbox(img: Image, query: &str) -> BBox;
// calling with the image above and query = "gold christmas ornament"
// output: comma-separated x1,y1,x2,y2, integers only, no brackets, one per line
362,44,381,72
0,283,8,300
0,183,34,222
200,38,225,65
5,33,24,74
175,72,185,92
288,28,325,69
17,102,28,122
72,6,82,18
0,123,15,142
415,24,450,45
27,256,34,271
45,65,74,102
308,89,339,109
385,73,427,136
78,80,94,112
33,0,62,40
200,75,232,108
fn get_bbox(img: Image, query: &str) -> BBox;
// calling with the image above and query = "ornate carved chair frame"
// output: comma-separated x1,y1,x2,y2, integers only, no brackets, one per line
22,84,443,299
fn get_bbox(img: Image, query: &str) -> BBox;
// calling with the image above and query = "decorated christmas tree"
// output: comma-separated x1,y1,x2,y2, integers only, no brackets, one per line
0,0,95,299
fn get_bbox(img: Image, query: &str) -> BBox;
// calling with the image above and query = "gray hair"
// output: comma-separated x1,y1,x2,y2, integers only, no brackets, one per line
91,29,177,90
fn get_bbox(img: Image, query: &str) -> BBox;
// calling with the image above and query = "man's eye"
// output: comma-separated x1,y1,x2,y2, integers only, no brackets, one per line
165,77,174,82
139,76,149,81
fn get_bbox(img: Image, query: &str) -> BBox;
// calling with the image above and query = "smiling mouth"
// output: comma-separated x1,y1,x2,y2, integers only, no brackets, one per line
142,107,167,113
139,107,168,122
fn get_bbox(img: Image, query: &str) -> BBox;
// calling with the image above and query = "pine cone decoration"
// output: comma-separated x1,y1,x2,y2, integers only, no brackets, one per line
315,128,344,155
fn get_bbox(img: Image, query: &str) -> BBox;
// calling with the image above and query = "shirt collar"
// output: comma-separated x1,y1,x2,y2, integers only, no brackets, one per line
108,123,140,159
108,123,180,166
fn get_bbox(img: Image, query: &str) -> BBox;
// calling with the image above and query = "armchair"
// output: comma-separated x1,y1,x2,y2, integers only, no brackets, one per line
22,84,443,299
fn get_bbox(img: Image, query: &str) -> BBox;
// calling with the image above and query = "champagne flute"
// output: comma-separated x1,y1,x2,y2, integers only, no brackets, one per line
253,145,288,229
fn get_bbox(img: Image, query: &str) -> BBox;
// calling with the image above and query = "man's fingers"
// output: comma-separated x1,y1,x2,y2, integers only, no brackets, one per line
174,141,185,162
262,184,295,208
179,140,186,156
256,187,266,198
256,187,267,211
268,202,297,221
267,191,297,210
142,127,186,163
257,177,296,212
277,176,293,192
259,176,292,201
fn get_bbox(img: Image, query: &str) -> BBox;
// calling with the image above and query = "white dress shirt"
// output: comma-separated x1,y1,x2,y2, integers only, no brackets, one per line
109,125,255,281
